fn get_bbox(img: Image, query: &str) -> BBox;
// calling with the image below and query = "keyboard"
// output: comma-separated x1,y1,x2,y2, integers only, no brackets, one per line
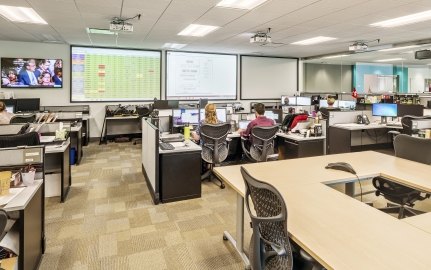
160,142,175,150
386,122,402,127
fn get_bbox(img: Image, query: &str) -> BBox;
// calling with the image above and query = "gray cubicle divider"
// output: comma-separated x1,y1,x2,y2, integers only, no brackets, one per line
141,118,160,204
0,124,24,136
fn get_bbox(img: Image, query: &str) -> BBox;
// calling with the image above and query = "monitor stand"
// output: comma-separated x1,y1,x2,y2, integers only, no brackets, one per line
380,116,387,124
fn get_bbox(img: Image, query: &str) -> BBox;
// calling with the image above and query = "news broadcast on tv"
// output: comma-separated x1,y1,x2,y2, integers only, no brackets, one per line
1,58,63,88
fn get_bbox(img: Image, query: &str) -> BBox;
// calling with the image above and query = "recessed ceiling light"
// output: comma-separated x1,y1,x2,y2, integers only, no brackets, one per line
378,45,421,52
322,54,348,59
216,0,269,10
0,5,47,24
375,58,405,62
86,28,115,35
163,43,187,49
178,24,219,37
291,36,337,45
370,10,431,28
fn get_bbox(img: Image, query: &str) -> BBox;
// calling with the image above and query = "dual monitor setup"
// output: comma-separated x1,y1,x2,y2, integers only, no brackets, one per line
281,95,357,110
372,103,423,123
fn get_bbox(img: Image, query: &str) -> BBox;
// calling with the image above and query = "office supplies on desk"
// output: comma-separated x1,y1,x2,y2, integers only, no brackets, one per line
160,142,175,150
356,114,370,125
39,136,56,143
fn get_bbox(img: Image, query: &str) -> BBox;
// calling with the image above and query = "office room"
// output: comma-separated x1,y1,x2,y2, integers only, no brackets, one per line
1,0,431,269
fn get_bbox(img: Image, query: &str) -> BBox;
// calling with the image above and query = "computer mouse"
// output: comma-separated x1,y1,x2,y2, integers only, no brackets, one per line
325,162,356,175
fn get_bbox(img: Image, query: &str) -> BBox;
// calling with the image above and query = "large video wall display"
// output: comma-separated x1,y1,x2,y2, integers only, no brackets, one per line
166,51,237,100
71,46,161,102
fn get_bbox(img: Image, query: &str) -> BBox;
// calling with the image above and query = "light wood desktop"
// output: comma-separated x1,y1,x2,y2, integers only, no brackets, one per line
214,151,431,270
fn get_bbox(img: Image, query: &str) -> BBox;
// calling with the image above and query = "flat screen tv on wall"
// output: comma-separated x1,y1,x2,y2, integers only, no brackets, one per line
1,58,63,88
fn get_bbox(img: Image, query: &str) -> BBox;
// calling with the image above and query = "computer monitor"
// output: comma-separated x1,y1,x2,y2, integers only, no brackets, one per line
372,103,397,124
319,99,339,108
199,108,227,122
15,98,40,112
296,97,312,106
281,96,297,106
153,100,169,110
238,120,250,130
397,104,423,117
167,100,179,109
338,101,356,110
5,105,14,113
264,109,282,123
172,109,200,126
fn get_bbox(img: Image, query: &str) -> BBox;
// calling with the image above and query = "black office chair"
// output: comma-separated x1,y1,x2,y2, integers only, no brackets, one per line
241,167,323,270
9,114,36,124
372,134,431,219
200,123,231,189
0,132,41,148
0,209,7,234
241,126,279,162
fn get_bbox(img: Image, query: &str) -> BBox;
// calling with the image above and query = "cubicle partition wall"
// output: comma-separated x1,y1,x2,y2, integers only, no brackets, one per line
0,146,45,270
141,118,160,204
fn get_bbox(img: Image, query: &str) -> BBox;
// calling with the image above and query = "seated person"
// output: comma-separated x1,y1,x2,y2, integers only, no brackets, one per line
238,103,275,144
192,103,219,143
0,101,14,124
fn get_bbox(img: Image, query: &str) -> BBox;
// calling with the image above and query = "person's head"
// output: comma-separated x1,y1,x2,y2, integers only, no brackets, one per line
25,59,36,72
54,59,62,68
40,71,52,84
38,59,50,70
0,101,5,113
283,97,289,106
7,69,17,81
327,95,336,107
54,68,62,78
204,103,218,124
254,103,265,116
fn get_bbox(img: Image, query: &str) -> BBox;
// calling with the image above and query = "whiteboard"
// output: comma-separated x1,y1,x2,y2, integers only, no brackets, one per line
166,51,237,100
241,56,298,99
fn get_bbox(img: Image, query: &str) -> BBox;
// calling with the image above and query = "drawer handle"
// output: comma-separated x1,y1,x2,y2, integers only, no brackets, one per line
284,140,299,146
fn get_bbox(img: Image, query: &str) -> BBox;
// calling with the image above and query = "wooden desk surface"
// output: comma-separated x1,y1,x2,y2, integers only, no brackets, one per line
214,151,431,270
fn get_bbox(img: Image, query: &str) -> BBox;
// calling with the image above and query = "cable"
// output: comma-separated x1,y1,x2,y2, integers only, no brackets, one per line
354,174,363,202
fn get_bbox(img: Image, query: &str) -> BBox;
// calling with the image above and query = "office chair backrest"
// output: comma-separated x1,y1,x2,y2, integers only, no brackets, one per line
401,115,431,135
241,167,292,270
200,123,231,164
0,209,7,236
250,125,279,162
394,134,431,165
0,132,40,148
9,114,36,124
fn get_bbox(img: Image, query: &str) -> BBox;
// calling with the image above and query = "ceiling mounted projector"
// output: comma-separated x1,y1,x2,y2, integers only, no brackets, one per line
415,50,431,60
250,32,271,44
349,42,368,51
109,21,133,32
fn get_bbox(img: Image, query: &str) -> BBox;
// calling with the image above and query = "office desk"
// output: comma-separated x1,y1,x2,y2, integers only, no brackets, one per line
70,124,83,164
45,140,71,202
100,115,140,144
2,180,44,270
329,123,402,154
277,133,326,159
214,151,431,270
158,141,202,203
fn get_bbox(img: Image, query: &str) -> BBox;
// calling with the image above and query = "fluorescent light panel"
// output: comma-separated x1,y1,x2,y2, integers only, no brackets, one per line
163,43,187,49
216,0,269,10
322,54,348,59
378,45,420,52
370,10,431,27
86,28,115,35
0,5,47,24
375,58,405,62
178,24,219,37
291,36,336,45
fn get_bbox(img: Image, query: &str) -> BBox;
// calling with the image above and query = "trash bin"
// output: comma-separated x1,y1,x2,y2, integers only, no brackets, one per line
70,147,76,165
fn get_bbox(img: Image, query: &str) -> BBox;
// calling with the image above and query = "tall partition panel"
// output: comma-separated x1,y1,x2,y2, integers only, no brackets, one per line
141,118,159,204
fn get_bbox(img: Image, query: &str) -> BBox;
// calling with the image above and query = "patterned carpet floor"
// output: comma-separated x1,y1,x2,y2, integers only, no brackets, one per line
39,142,247,270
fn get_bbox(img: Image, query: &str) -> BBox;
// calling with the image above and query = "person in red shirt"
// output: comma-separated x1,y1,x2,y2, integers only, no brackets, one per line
239,103,275,139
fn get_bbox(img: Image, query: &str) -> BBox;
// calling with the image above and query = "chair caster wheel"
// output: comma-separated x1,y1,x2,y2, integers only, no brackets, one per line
220,183,225,189
223,235,228,241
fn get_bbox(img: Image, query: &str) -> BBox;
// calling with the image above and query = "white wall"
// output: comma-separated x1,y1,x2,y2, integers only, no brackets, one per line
0,40,301,137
